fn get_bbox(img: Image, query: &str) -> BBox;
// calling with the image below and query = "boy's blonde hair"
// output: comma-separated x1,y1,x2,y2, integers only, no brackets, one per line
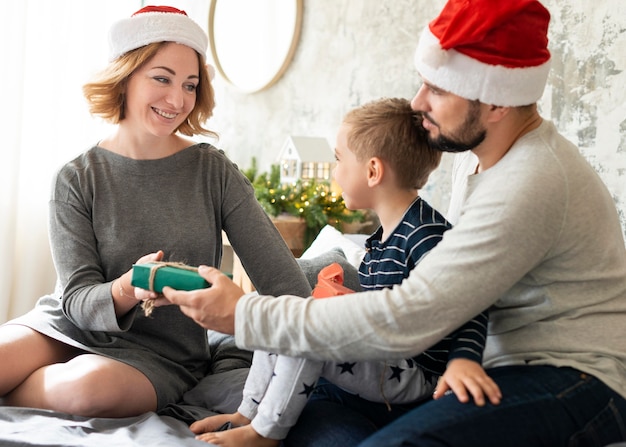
343,97,441,190
82,42,217,138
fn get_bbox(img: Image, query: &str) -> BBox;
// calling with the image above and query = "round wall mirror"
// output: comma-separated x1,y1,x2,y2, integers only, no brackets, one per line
208,0,303,94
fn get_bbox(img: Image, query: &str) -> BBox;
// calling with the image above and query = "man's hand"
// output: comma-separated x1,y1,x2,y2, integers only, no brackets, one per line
156,266,244,334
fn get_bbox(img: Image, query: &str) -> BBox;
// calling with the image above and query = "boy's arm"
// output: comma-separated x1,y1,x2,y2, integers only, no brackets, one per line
433,310,501,406
447,310,488,364
410,310,487,379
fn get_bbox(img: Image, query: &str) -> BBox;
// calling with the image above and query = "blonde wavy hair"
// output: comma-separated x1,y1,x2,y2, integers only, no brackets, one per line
83,42,217,137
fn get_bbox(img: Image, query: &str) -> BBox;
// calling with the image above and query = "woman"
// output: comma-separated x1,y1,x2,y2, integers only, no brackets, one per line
0,5,311,418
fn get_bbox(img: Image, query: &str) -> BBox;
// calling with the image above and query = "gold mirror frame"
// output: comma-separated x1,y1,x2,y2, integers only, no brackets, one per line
208,0,303,94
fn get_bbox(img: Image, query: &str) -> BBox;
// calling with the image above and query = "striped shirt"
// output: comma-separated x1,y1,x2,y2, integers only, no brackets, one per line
359,197,488,376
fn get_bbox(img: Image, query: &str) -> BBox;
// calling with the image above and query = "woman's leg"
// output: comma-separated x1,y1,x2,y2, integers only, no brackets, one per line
0,325,79,396
1,325,157,417
4,353,157,417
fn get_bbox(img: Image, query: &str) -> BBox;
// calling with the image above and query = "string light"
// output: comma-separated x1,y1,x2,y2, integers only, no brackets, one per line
242,158,364,247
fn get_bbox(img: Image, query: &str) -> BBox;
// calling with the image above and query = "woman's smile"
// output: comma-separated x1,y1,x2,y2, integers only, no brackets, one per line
152,107,178,120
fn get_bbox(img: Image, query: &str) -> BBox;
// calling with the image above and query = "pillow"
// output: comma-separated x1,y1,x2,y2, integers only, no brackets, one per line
300,225,367,269
297,247,362,292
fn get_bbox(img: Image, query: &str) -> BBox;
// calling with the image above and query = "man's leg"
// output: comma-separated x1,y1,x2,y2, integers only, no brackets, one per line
283,379,418,447
358,365,626,447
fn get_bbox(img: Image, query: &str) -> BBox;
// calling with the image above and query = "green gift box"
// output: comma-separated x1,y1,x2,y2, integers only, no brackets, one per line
131,262,210,293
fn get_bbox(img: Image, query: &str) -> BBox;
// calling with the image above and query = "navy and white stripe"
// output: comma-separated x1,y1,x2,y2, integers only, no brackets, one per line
359,197,451,290
358,197,488,375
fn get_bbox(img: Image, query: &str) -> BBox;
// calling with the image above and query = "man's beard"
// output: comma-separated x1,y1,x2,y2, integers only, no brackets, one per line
424,102,486,153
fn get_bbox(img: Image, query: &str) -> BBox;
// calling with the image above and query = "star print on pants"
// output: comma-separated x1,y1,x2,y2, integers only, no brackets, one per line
299,382,316,398
422,369,437,384
336,362,356,374
388,365,405,382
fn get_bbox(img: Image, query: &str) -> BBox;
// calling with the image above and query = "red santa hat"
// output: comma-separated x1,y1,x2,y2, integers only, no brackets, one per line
415,0,551,106
108,5,208,62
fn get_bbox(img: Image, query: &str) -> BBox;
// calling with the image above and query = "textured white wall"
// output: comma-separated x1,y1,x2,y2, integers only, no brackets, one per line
3,1,624,320
206,0,626,239
542,0,626,235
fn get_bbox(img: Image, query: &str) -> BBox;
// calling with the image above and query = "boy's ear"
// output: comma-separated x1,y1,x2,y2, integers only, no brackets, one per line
367,157,384,187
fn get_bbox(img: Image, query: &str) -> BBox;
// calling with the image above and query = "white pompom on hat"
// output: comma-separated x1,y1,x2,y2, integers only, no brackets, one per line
108,5,208,61
415,0,552,107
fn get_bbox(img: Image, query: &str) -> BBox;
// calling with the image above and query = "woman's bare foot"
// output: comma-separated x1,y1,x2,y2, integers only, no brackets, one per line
190,411,250,434
196,425,279,447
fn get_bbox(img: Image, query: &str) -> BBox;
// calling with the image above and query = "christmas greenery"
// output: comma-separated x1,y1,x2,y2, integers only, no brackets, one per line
242,158,363,245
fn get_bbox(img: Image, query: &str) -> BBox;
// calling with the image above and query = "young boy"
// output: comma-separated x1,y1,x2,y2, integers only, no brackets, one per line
193,98,496,446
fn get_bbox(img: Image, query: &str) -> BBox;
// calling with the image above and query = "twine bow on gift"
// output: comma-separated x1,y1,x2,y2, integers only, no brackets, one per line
141,261,199,317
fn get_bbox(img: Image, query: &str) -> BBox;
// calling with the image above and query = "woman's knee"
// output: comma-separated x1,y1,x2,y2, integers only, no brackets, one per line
7,354,156,417
4,357,100,415
0,325,78,396
58,355,157,416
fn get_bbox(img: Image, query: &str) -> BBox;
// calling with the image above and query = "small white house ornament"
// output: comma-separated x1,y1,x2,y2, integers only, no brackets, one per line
278,136,335,184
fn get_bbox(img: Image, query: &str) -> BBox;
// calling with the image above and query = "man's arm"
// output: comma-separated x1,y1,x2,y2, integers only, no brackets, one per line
163,151,565,362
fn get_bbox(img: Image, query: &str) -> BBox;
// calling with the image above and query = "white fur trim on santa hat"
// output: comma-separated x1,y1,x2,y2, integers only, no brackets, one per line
109,11,208,61
414,27,551,107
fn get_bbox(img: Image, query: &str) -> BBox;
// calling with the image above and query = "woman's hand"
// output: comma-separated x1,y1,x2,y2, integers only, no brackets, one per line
132,250,165,302
112,251,164,317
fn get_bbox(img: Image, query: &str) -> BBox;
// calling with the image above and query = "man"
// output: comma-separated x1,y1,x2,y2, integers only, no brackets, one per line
161,0,626,445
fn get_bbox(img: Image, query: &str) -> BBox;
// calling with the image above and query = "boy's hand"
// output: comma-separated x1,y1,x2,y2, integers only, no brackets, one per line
433,358,501,406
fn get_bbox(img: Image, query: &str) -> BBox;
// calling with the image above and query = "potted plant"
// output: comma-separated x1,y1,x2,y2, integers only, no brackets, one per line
242,158,364,250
